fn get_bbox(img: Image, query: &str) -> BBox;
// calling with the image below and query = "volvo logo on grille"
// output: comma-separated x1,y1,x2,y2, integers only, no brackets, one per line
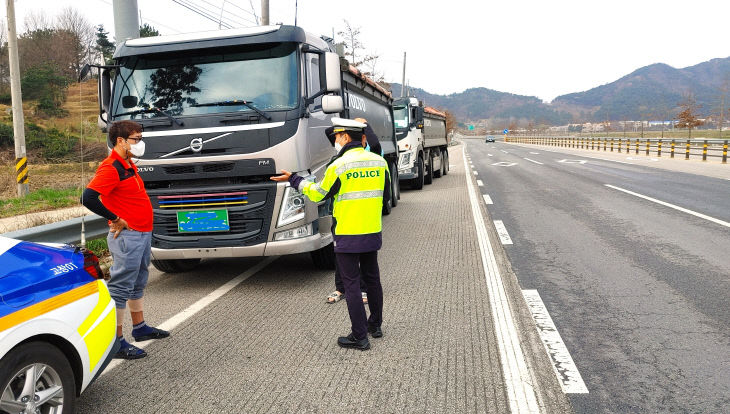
190,138,203,153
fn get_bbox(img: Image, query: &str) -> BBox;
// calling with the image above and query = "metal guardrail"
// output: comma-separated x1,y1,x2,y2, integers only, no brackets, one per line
506,136,729,163
2,214,108,244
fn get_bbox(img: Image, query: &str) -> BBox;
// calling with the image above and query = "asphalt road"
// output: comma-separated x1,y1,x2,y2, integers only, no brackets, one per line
464,138,730,413
75,142,572,414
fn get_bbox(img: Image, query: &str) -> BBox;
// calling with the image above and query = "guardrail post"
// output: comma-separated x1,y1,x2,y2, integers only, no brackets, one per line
603,138,606,151
703,140,708,161
646,139,650,156
685,140,690,159
657,139,662,157
670,140,675,158
618,138,623,153
635,139,639,154
610,139,614,152
723,140,728,163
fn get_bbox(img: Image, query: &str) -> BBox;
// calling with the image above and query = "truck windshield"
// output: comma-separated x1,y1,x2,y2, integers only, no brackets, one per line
111,43,298,119
393,105,408,130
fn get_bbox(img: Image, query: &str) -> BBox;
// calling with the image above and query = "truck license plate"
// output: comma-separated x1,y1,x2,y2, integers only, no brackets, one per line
176,209,230,233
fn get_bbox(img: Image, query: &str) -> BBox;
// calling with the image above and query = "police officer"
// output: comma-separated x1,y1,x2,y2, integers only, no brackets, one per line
271,118,389,350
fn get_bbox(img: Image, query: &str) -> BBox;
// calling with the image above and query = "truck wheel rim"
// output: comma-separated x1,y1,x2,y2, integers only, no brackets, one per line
1,363,65,414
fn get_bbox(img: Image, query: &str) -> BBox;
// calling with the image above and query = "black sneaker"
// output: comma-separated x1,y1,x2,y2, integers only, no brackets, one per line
337,333,370,351
368,325,383,338
132,325,170,342
114,339,147,359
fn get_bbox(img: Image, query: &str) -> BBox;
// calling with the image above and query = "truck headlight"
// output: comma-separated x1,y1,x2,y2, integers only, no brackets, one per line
277,185,306,227
274,223,314,241
399,151,412,168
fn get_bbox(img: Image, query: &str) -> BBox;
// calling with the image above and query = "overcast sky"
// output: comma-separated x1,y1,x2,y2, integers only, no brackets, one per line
3,0,729,102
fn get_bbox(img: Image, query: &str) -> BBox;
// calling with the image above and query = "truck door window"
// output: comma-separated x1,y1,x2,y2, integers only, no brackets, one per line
305,54,322,111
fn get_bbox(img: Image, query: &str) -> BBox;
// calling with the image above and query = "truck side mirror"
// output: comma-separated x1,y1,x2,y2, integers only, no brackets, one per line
322,95,343,114
323,52,341,93
99,69,112,124
416,106,424,123
78,64,91,83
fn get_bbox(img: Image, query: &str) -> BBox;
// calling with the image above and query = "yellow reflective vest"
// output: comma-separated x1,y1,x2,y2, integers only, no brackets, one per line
297,146,389,238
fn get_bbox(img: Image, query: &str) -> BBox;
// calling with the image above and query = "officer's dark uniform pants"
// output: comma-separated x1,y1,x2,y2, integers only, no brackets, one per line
334,266,367,293
336,251,383,340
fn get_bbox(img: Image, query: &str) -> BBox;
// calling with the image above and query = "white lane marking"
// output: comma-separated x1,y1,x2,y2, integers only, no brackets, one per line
501,150,509,154
483,194,494,204
492,162,517,167
488,154,494,157
530,152,540,155
493,220,513,245
558,159,587,164
102,256,279,375
477,180,484,186
462,146,540,413
605,184,730,228
523,158,543,165
522,290,589,394
626,157,659,162
474,170,479,175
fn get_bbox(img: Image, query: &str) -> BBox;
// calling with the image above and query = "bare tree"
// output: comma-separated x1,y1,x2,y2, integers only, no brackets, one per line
675,93,704,139
23,11,53,33
56,7,95,77
337,20,376,69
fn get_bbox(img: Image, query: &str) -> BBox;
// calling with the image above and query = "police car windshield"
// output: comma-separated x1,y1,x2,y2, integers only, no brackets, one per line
111,43,298,119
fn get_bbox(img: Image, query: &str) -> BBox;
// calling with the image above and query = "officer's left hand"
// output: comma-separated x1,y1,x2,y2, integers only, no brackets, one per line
270,170,292,182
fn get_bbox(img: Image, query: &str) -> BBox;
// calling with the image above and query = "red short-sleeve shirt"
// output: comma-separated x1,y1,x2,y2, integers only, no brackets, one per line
87,150,153,232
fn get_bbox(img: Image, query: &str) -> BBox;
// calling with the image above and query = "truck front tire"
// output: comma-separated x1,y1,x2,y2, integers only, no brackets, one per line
424,151,434,185
151,258,201,273
390,162,399,206
311,242,336,269
412,154,425,190
442,150,449,176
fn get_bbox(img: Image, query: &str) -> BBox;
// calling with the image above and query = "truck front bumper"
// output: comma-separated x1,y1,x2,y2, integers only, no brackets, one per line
150,232,333,260
398,165,418,180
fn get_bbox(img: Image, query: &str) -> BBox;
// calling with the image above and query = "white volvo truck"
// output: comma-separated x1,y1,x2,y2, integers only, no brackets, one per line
393,97,449,189
88,25,398,272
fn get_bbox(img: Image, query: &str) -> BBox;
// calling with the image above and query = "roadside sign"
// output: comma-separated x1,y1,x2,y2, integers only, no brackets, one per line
503,129,509,134
469,125,474,130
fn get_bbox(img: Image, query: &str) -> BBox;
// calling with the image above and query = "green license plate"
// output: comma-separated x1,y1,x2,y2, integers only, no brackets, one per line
176,209,230,233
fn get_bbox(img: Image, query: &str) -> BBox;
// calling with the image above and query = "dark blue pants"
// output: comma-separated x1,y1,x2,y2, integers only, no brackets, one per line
336,251,383,340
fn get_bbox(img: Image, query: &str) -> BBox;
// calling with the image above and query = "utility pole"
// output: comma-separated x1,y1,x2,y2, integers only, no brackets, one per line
6,0,28,196
400,52,407,97
113,0,140,43
261,0,269,25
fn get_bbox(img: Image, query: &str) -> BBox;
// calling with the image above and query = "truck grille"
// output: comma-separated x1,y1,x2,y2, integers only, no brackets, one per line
157,191,248,209
148,185,275,248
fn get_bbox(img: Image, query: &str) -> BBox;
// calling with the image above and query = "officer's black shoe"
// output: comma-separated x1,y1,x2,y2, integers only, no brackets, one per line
337,333,370,351
368,325,383,338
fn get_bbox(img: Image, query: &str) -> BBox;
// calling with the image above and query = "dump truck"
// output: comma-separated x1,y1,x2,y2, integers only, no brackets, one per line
393,97,449,189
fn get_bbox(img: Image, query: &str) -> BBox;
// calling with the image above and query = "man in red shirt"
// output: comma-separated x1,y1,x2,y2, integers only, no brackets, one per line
82,120,169,359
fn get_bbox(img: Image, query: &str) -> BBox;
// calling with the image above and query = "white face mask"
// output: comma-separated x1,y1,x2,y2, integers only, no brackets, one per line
129,140,145,157
334,142,343,153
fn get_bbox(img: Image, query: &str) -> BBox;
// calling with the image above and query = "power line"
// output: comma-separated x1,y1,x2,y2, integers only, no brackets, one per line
172,0,256,29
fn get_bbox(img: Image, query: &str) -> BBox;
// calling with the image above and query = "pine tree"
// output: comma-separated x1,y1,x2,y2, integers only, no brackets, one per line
95,25,115,65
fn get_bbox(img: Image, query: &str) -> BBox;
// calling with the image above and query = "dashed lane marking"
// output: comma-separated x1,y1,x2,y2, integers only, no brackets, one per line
523,158,543,165
488,154,494,157
605,184,730,228
101,256,279,376
477,180,484,186
492,162,517,167
474,170,479,175
501,150,509,154
493,220,513,245
558,159,587,164
522,290,589,394
462,146,540,413
483,194,493,205
529,152,540,155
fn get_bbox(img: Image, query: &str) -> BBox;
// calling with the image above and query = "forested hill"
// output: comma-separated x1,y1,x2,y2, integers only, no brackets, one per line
551,57,730,121
388,83,573,125
389,56,730,124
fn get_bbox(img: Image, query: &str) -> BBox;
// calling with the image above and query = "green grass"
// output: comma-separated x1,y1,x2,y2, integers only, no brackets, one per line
85,237,109,257
0,187,82,218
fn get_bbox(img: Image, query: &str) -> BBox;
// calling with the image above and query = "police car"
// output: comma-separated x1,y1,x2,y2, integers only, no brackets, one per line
0,236,118,413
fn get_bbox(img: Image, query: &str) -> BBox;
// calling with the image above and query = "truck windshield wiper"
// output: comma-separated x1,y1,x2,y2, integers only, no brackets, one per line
114,105,184,126
191,100,272,120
